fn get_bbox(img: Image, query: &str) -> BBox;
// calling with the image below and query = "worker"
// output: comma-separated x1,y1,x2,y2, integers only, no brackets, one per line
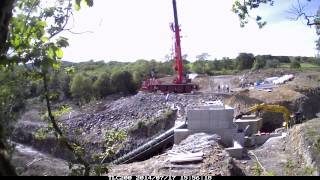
217,85,220,92
165,93,170,103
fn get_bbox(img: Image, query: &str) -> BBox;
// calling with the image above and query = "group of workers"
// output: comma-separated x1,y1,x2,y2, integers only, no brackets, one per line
217,84,230,93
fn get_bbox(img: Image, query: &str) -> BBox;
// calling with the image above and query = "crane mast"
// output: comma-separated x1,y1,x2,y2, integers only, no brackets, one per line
172,0,184,84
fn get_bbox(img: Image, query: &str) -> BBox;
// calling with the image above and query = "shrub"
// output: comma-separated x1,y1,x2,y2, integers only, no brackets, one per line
111,71,136,95
290,60,301,69
93,72,112,98
70,73,94,104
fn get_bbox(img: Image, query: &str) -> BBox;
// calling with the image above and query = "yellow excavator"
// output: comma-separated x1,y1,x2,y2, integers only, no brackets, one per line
235,104,303,129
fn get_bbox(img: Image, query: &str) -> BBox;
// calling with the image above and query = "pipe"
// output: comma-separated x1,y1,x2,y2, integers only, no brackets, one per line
113,122,186,165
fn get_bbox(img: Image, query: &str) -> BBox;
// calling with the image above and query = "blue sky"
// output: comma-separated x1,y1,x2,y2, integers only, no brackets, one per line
61,0,320,62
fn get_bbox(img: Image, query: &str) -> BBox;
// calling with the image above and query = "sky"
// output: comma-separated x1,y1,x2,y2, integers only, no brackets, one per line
61,0,320,62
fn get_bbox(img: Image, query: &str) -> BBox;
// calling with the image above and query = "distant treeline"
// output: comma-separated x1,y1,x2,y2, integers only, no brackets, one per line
1,53,319,107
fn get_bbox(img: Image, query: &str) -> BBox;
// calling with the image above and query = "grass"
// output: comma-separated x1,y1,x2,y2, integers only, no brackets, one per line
302,166,316,176
285,159,295,176
280,63,320,69
305,126,320,156
301,63,320,68
252,162,263,176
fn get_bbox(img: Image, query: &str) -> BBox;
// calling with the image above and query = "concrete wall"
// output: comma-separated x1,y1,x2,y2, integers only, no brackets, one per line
187,105,234,131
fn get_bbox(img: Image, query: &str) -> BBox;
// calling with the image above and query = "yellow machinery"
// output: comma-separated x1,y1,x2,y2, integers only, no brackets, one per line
235,104,293,129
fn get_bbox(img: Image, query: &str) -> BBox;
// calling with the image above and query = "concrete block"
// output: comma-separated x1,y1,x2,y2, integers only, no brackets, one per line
174,129,193,145
234,117,263,136
226,141,243,159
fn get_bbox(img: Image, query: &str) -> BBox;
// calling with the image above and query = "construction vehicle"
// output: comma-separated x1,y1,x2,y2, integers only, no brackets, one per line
141,0,198,93
235,104,303,129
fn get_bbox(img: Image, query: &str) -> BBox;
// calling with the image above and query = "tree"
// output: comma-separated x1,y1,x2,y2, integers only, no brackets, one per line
182,54,188,61
290,59,301,69
236,53,255,70
221,57,235,70
111,71,136,95
93,72,112,98
70,74,94,104
0,0,20,176
192,60,206,74
196,53,210,61
233,0,320,53
252,56,266,70
266,59,280,68
232,0,318,28
0,0,14,56
1,0,95,176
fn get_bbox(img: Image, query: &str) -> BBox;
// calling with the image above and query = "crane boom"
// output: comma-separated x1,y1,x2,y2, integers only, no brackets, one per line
172,0,183,84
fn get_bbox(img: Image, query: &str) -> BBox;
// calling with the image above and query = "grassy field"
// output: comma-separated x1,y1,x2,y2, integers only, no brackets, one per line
280,63,320,69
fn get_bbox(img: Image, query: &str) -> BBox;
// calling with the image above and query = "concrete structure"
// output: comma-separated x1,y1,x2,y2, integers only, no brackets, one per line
174,100,244,158
234,115,263,136
173,100,284,159
174,129,192,145
226,141,243,159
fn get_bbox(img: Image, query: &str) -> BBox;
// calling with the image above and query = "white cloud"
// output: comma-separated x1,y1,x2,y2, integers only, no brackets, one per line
61,0,319,62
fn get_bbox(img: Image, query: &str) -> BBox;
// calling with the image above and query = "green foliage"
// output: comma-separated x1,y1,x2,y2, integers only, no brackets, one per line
0,67,30,137
128,109,175,137
302,166,316,176
285,159,295,176
70,73,94,104
252,57,266,70
34,127,50,140
265,59,280,68
290,60,301,69
236,53,255,70
41,105,72,120
252,162,263,176
93,72,112,98
192,60,206,74
93,129,126,175
111,71,136,95
232,0,273,28
265,171,275,176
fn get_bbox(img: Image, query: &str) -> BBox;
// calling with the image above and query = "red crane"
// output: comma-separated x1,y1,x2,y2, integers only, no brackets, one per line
141,0,197,93
171,0,184,84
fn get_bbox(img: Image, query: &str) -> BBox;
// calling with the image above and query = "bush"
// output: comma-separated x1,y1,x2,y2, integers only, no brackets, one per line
111,71,136,95
236,53,255,70
252,57,266,70
93,72,112,98
266,59,280,68
70,74,94,104
290,60,301,69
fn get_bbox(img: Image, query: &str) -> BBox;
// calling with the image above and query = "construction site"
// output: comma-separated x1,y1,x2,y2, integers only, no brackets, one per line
2,0,320,177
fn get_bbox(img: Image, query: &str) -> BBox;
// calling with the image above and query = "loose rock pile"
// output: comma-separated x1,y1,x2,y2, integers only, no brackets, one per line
62,92,222,137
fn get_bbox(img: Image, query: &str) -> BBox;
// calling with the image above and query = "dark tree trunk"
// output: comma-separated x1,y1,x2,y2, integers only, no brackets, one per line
0,0,17,176
0,0,14,55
